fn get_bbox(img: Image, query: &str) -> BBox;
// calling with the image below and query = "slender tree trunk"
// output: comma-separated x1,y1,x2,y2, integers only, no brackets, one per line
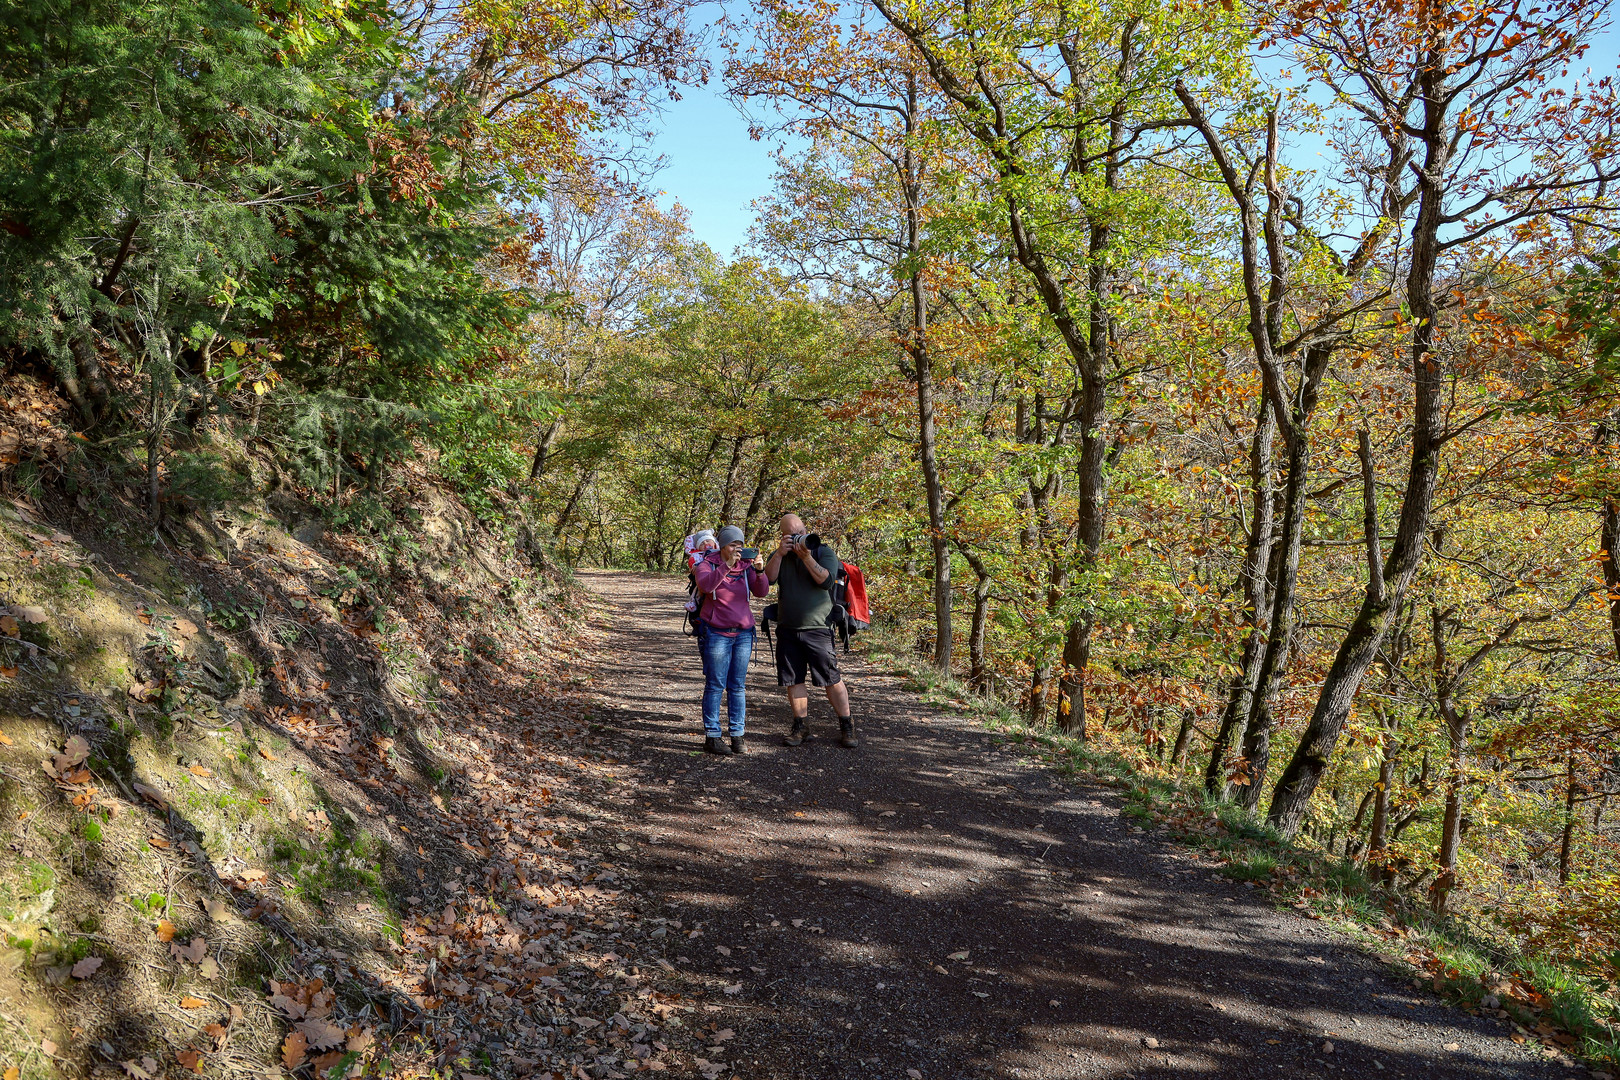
1432,684,1468,914
1367,727,1400,882
529,418,564,480
1170,712,1196,770
961,546,992,690
1599,485,1620,659
1559,750,1579,885
1207,395,1278,794
901,73,952,674
555,466,597,538
1235,347,1328,810
743,451,777,541
1028,666,1051,727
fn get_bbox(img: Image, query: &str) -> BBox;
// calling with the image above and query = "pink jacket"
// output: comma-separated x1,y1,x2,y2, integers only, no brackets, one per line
692,554,768,630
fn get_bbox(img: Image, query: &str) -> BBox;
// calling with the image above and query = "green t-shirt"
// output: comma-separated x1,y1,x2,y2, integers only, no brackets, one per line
776,543,841,630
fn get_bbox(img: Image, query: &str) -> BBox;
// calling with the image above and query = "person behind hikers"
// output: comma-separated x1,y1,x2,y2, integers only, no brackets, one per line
765,513,856,748
692,525,768,755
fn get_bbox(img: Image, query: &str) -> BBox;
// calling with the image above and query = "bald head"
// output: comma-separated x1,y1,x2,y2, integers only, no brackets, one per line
779,513,806,537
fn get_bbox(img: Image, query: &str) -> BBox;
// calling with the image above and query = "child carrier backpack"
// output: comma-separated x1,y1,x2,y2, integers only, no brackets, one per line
681,531,717,636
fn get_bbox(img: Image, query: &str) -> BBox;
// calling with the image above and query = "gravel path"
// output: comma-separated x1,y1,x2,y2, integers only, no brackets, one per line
580,569,1576,1080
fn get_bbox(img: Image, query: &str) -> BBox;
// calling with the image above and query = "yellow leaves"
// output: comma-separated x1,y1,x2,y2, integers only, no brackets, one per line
156,920,176,941
180,996,209,1009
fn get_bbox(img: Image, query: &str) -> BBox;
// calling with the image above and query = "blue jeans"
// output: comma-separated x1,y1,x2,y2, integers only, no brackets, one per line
698,624,754,737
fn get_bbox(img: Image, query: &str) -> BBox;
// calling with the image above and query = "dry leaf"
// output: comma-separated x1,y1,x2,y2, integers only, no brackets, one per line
258,746,278,761
181,997,209,1009
0,732,12,745
269,994,306,1019
296,1019,345,1050
174,618,198,637
282,1031,308,1069
70,956,103,978
133,782,168,807
198,957,219,980
0,616,16,637
204,1023,227,1047
39,1040,56,1057
119,1061,150,1080
188,764,213,778
171,937,208,964
176,1049,202,1073
156,919,176,941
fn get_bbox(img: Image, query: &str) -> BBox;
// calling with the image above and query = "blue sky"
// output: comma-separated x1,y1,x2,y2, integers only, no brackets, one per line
647,72,792,258
646,25,1619,258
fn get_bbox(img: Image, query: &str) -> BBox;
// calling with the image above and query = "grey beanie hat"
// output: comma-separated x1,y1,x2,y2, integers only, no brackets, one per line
717,525,746,547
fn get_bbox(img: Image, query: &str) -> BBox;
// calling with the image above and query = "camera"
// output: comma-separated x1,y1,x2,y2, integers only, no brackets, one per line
788,533,820,550
740,547,758,561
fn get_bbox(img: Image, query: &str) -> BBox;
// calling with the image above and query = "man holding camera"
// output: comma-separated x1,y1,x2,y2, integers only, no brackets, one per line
766,512,857,749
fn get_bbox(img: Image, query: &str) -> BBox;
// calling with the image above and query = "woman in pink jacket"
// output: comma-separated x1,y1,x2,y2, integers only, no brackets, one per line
691,525,769,755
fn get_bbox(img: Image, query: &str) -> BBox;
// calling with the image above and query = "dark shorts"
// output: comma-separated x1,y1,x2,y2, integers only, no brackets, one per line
776,626,842,687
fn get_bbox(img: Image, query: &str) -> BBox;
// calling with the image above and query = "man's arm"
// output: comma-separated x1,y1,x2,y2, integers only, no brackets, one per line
797,543,832,586
765,548,785,584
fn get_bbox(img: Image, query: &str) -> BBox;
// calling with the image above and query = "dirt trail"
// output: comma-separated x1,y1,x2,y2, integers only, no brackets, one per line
579,570,1573,1080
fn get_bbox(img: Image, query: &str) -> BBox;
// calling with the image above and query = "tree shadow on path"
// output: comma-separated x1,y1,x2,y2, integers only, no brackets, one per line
578,569,1570,1080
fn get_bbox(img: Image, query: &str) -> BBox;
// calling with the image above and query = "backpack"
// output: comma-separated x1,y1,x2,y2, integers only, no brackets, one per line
682,553,713,636
681,533,717,636
760,555,872,657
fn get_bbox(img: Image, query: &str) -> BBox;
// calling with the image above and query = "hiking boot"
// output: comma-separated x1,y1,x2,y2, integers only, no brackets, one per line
730,735,746,755
704,736,734,756
782,718,811,746
838,717,858,749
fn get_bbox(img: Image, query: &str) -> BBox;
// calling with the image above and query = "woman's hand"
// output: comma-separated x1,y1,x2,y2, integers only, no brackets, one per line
751,554,766,571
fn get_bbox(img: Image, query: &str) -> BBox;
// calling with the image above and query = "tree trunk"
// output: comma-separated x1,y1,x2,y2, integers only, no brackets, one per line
1559,750,1579,886
961,546,993,691
1267,72,1453,836
1028,665,1051,727
903,73,952,675
1367,727,1400,884
69,334,112,427
1432,712,1468,913
1234,347,1329,810
1600,487,1620,659
1170,712,1196,770
1206,395,1278,794
743,451,777,542
555,466,597,538
529,417,564,480
718,435,746,525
